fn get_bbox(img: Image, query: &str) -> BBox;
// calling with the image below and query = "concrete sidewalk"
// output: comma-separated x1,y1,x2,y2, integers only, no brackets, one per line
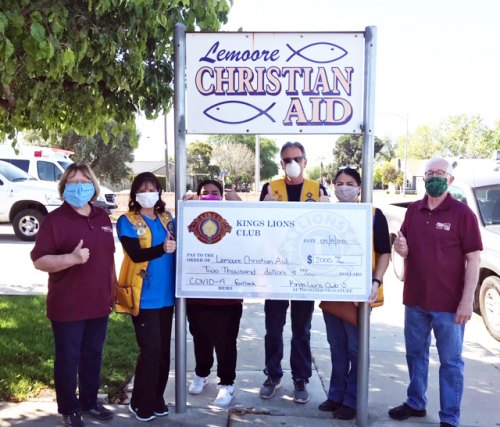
1,292,500,426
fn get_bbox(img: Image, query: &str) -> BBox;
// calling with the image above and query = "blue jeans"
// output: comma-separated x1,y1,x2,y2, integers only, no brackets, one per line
323,311,358,409
51,317,109,415
264,299,314,381
404,305,465,427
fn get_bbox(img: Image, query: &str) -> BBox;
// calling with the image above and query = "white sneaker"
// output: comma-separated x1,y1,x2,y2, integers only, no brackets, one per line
188,375,209,395
214,384,235,407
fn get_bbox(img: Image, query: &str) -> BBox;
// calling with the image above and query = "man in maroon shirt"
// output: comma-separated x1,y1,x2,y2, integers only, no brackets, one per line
388,157,482,427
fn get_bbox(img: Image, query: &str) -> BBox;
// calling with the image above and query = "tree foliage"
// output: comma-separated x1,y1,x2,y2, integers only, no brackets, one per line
211,141,255,188
187,140,219,178
0,0,231,140
379,161,402,188
394,115,497,160
331,134,385,169
207,134,279,180
60,123,135,185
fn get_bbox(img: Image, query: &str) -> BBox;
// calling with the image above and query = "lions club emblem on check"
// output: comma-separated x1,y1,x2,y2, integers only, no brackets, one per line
188,211,232,244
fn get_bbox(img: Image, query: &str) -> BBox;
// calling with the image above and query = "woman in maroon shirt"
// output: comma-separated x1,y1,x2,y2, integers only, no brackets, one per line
31,163,115,427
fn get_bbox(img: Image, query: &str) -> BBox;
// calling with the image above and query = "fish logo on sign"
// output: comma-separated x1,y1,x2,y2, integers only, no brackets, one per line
286,42,348,64
203,101,276,125
188,211,232,244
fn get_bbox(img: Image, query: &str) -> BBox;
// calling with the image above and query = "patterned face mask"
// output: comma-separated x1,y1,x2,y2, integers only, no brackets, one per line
425,177,448,197
335,185,359,202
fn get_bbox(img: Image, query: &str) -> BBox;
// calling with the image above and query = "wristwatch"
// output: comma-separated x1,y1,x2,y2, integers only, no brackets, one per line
372,278,382,286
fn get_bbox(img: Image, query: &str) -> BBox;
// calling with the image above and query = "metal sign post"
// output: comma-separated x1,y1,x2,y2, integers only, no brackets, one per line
358,25,377,427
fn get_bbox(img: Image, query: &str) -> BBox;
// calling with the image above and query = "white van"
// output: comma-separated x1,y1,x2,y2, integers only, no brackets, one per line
0,144,117,212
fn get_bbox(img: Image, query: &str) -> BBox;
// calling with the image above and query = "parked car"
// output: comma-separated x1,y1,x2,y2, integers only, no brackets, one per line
0,144,117,213
383,160,500,342
0,160,62,241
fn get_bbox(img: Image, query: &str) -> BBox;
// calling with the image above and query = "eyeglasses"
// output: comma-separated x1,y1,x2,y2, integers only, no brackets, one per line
424,170,449,178
339,166,358,170
282,156,304,164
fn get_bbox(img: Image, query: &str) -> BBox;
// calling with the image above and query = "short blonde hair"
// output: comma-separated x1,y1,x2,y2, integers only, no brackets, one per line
58,162,100,201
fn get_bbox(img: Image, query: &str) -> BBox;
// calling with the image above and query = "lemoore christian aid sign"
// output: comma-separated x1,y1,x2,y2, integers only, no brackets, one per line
186,32,365,135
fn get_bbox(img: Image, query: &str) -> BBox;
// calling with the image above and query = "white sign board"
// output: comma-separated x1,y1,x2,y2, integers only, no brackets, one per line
176,201,372,301
186,32,365,135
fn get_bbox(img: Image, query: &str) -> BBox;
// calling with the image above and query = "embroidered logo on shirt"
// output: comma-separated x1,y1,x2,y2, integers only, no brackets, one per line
101,226,113,233
435,222,451,231
188,211,232,244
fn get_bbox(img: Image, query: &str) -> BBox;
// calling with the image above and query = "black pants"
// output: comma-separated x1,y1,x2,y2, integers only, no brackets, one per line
131,306,174,416
187,304,243,385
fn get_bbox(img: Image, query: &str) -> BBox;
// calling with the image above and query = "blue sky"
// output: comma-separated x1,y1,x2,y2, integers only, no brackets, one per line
135,0,500,164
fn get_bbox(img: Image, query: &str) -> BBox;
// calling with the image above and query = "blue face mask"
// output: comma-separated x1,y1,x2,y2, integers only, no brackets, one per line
63,183,95,208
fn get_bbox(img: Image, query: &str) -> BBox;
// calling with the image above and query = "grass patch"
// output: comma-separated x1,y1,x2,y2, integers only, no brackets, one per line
0,295,138,402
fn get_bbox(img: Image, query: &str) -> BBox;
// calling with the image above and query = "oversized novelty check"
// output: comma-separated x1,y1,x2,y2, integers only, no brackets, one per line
176,201,372,301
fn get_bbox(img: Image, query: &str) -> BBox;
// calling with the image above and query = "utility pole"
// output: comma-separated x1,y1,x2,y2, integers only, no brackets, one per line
164,114,170,192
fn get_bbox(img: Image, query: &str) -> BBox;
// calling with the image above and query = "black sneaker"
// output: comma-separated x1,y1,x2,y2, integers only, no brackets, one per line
154,404,169,417
62,412,85,427
388,403,426,420
259,376,281,399
128,403,156,422
292,379,309,404
81,403,113,421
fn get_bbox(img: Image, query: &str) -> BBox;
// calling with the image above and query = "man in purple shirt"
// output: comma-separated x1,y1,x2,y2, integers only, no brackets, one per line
388,157,482,427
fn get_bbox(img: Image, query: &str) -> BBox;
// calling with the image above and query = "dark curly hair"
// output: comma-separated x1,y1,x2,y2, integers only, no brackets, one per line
128,172,166,214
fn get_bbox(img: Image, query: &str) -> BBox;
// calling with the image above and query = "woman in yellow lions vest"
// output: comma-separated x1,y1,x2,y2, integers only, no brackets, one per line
116,172,176,422
318,167,391,420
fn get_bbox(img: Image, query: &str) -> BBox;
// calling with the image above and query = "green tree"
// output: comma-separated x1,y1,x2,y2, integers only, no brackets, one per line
395,125,441,160
437,115,492,158
61,123,135,185
331,134,385,169
211,141,255,189
380,161,402,189
307,165,321,181
0,1,231,140
207,135,279,180
187,140,219,179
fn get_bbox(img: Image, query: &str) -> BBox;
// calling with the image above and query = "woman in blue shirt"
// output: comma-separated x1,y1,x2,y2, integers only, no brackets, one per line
116,172,176,422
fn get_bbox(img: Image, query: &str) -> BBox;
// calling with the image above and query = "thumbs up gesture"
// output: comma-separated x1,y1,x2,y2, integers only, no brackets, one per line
263,186,276,201
394,231,409,258
72,239,90,264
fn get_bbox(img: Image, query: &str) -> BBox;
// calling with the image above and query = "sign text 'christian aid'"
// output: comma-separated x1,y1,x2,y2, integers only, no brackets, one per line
185,32,364,134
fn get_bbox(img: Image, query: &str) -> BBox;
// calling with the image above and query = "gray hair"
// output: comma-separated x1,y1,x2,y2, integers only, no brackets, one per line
280,141,306,159
424,157,453,175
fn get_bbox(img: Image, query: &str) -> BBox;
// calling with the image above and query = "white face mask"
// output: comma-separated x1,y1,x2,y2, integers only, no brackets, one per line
136,192,160,208
335,185,359,202
285,160,301,179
